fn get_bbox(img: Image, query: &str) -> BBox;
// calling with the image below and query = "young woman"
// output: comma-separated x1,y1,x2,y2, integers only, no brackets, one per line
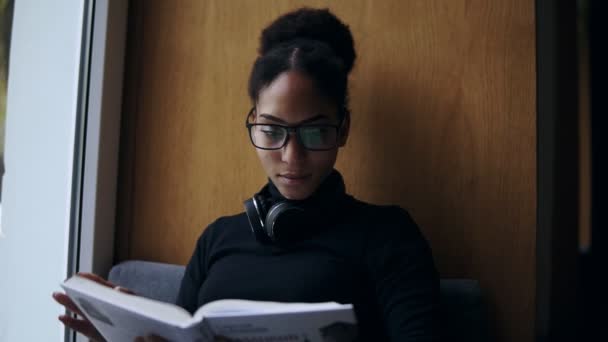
54,7,439,341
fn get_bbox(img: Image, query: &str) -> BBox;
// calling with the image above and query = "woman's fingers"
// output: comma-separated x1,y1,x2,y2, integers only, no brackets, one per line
52,292,85,317
58,315,105,341
76,272,136,295
77,272,116,288
114,286,136,295
54,274,132,341
54,273,115,342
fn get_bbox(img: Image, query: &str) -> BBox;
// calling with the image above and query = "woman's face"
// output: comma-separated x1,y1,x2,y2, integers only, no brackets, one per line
253,71,349,200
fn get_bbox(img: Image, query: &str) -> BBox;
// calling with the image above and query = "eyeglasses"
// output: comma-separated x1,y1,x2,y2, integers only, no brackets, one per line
245,108,343,151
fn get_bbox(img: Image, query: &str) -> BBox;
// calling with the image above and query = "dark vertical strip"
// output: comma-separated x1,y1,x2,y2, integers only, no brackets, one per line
0,0,14,197
1,0,14,77
536,0,580,341
583,0,608,340
66,0,95,341
114,0,144,264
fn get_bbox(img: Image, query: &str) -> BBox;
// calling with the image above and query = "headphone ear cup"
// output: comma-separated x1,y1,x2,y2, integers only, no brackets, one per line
266,202,308,243
265,202,288,241
243,196,272,244
255,193,271,217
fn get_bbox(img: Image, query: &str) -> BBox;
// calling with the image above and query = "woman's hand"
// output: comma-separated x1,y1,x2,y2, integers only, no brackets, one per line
53,272,135,342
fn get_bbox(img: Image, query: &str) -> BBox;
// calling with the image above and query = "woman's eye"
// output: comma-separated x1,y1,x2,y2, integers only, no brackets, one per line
261,129,283,139
308,127,329,136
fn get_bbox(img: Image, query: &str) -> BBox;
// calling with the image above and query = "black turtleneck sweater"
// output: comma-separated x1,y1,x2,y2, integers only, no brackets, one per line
176,171,439,341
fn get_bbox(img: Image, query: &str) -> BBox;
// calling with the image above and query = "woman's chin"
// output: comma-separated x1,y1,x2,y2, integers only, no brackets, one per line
278,187,314,201
273,175,316,200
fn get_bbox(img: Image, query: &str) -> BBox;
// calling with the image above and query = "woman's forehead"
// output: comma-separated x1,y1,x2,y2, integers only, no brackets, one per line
256,72,338,122
255,112,332,125
254,108,337,124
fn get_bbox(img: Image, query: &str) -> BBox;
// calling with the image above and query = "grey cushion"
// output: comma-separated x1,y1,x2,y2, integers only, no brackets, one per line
108,260,487,341
108,260,185,304
440,279,488,341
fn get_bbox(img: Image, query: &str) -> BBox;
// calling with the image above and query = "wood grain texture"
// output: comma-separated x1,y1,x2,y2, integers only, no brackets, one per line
116,1,536,341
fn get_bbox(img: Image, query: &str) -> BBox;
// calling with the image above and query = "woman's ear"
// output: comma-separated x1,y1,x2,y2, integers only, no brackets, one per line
247,107,257,123
338,110,350,147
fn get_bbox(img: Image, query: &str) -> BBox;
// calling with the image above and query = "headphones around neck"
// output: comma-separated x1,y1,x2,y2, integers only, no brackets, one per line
243,187,322,245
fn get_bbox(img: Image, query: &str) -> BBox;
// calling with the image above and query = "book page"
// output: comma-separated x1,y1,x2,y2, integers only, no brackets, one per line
195,299,348,318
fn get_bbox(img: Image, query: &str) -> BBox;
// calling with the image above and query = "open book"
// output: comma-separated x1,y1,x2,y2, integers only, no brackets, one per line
61,275,358,342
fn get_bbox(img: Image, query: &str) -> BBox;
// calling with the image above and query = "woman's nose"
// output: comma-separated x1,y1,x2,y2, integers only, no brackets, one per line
281,133,306,163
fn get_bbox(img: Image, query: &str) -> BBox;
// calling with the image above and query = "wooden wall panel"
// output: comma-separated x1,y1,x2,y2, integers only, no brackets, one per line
116,1,536,341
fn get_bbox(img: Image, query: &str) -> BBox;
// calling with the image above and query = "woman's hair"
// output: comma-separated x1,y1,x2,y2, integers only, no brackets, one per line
248,8,356,121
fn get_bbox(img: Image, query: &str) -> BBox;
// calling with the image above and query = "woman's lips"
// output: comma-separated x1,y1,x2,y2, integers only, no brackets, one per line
278,174,311,185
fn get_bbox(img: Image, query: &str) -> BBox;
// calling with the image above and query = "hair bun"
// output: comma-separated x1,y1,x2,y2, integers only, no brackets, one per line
259,8,356,73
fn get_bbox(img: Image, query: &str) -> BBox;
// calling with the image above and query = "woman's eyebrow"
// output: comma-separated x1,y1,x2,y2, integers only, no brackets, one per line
259,114,329,125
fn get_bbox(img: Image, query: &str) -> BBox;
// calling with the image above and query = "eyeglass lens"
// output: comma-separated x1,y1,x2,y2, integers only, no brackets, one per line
250,125,337,150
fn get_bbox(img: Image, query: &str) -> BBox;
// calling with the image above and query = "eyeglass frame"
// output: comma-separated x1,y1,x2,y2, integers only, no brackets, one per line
245,107,345,151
